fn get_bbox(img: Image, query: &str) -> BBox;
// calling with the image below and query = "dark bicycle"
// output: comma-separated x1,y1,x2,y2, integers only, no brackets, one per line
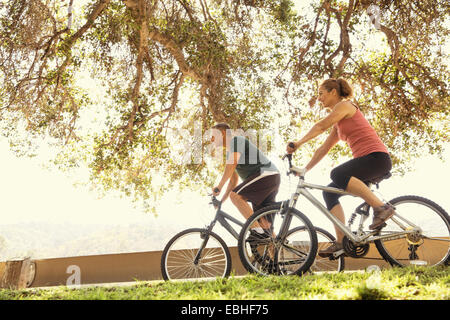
160,195,242,280
161,193,341,280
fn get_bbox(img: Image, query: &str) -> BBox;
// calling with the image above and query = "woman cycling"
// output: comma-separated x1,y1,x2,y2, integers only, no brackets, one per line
286,78,394,257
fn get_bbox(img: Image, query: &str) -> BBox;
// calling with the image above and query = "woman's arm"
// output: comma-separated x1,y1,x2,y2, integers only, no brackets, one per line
289,101,354,152
304,127,339,172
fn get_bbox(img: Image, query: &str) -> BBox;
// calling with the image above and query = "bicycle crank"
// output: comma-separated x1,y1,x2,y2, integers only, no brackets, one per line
342,236,370,258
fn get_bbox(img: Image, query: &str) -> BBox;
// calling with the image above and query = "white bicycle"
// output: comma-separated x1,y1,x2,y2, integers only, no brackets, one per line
238,152,450,275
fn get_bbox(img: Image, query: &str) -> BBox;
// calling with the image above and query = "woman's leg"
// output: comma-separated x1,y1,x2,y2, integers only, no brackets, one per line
330,204,346,242
330,153,394,230
323,153,392,242
345,176,384,208
323,182,346,242
319,198,346,256
331,153,391,202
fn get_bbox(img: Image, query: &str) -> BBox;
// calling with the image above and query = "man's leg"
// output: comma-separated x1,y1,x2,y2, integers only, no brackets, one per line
230,191,253,219
230,192,271,229
230,191,275,259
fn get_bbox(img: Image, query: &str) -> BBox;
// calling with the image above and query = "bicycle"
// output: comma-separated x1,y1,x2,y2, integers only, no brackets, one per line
161,193,344,280
238,152,450,276
160,195,239,280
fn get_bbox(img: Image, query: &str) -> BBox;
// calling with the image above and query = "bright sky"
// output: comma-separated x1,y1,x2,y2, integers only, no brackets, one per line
1,137,449,232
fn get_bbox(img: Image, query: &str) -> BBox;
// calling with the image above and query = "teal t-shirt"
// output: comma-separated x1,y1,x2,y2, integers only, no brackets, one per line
226,136,278,181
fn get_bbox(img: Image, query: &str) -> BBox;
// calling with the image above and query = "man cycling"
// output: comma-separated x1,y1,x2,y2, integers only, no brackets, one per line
210,123,280,232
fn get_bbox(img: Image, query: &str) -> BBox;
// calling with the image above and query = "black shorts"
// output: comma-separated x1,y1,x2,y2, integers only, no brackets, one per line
233,172,281,212
323,152,392,210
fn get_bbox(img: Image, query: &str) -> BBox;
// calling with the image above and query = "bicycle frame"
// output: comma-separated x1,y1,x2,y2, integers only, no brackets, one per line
192,198,244,265
287,172,420,244
207,201,244,241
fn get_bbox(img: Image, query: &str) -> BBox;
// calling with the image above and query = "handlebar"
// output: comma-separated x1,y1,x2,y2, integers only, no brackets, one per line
282,142,295,168
209,194,222,209
282,143,306,179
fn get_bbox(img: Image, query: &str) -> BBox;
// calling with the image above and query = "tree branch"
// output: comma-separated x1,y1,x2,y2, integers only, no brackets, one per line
148,29,202,80
64,0,112,49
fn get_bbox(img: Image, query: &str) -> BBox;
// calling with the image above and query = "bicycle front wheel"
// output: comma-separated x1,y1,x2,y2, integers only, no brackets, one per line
238,204,318,276
374,195,450,267
161,228,232,280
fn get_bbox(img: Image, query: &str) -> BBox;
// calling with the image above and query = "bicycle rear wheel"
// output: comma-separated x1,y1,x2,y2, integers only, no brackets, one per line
161,228,231,280
238,204,318,276
283,226,344,273
374,195,450,267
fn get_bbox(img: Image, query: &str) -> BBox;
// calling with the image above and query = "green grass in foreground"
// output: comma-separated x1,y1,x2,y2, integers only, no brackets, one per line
1,266,449,300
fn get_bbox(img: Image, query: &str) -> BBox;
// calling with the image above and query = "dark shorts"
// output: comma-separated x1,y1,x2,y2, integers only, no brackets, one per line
233,172,281,212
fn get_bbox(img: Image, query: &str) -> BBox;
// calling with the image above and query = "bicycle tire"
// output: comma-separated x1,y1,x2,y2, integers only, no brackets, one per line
374,195,450,267
161,228,232,280
238,204,318,276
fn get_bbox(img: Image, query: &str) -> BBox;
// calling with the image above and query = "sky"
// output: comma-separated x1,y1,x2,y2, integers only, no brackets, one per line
1,136,448,232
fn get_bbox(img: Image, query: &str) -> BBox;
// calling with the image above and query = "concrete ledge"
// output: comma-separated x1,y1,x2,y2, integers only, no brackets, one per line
0,244,397,288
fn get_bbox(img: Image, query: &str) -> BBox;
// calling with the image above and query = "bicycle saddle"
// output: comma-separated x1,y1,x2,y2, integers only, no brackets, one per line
366,172,392,185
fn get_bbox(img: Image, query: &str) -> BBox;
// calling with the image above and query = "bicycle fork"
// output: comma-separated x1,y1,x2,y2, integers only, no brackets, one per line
193,222,216,265
276,201,293,239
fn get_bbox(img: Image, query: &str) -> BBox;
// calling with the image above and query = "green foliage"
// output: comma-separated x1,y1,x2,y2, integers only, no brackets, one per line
0,0,448,211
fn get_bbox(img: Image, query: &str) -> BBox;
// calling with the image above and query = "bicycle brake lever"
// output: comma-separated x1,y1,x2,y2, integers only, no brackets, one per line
211,197,222,209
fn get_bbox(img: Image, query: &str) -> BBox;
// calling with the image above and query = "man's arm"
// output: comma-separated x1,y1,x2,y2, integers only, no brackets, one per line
212,152,240,196
221,171,239,203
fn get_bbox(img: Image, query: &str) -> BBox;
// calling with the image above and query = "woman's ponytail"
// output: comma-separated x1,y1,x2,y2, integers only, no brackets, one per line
321,78,354,99
336,78,353,98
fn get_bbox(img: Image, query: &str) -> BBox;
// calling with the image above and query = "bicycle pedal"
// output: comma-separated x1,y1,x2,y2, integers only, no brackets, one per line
331,249,346,259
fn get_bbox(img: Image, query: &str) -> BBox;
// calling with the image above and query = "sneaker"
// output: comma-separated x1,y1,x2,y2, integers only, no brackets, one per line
369,204,395,230
318,242,343,258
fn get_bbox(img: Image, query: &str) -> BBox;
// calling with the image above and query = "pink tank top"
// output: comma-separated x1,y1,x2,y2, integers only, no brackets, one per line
334,105,389,158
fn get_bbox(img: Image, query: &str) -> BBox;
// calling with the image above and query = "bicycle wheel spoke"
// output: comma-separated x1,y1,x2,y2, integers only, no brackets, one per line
422,236,450,242
202,248,227,261
281,243,309,257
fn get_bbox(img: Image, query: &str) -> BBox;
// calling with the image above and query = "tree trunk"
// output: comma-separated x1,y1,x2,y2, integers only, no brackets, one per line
0,258,36,289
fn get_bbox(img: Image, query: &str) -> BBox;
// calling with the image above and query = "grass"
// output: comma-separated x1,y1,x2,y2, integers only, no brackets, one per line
1,266,449,300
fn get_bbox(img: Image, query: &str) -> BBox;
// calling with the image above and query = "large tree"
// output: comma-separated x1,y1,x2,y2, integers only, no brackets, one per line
0,0,448,211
